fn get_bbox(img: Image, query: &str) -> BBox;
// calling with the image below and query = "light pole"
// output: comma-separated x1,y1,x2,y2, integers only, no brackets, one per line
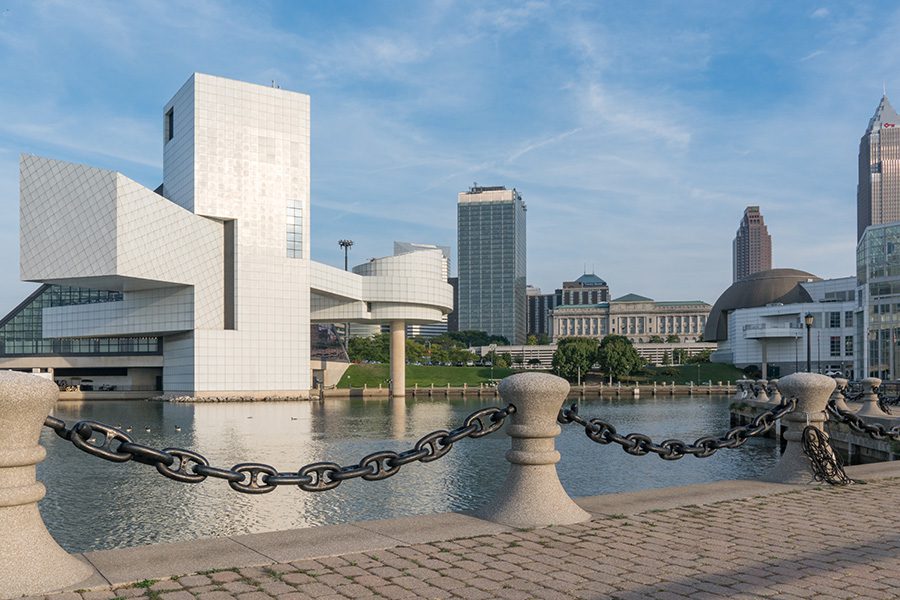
338,239,354,271
338,239,354,355
804,312,814,373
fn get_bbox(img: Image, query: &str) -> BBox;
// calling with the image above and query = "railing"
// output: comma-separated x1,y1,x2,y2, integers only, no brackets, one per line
742,323,803,331
0,369,889,599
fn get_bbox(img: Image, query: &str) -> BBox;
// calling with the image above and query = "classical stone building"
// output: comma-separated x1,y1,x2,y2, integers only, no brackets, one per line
551,292,710,344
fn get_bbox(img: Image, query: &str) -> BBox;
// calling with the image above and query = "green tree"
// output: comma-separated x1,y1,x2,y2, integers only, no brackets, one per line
648,335,664,343
526,334,539,345
597,335,643,382
447,330,510,347
661,351,671,366
406,339,427,364
551,337,599,381
685,349,713,364
666,334,680,343
513,354,525,366
347,333,390,363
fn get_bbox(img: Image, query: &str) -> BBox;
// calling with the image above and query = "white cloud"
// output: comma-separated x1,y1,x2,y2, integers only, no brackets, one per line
811,7,830,19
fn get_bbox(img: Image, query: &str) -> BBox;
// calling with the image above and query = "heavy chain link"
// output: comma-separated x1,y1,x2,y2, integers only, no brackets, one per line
800,425,858,486
827,399,900,442
43,404,515,493
558,397,796,460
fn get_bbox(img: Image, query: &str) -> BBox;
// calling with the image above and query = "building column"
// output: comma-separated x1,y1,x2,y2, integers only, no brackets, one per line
390,320,406,398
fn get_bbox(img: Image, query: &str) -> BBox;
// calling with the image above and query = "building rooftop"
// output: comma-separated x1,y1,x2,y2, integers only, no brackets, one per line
703,268,820,342
866,95,900,134
612,293,654,303
571,273,607,287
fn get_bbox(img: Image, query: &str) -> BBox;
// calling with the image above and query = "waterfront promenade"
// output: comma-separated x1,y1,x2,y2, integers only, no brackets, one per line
32,461,900,600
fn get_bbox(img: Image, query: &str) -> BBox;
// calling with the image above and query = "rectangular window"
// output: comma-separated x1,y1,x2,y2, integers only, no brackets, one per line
829,311,841,328
830,336,841,357
845,311,854,328
286,200,303,258
845,336,853,356
165,108,174,142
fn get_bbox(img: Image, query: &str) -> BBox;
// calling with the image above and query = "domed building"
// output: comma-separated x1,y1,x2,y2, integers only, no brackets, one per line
704,269,856,379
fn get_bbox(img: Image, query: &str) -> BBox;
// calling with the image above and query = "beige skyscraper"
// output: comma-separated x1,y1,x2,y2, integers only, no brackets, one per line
733,206,772,282
858,95,900,241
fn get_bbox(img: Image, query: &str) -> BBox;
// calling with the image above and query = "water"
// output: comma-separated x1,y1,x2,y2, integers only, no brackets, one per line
37,394,778,553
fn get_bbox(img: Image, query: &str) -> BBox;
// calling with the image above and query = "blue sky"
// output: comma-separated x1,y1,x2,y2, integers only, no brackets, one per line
0,1,897,315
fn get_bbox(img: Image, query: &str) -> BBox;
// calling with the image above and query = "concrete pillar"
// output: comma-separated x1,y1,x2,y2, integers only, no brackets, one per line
761,372,835,484
768,378,782,405
856,377,887,417
831,378,851,413
390,320,405,398
478,373,590,528
0,371,95,598
755,379,770,403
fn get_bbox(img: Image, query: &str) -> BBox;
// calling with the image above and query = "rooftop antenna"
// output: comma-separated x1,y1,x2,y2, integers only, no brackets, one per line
884,81,887,97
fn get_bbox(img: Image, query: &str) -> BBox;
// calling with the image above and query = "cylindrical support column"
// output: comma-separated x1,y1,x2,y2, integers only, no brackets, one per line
856,377,887,417
0,371,94,598
477,373,590,528
831,377,851,413
768,378,781,405
390,320,406,398
761,372,835,484
755,379,770,403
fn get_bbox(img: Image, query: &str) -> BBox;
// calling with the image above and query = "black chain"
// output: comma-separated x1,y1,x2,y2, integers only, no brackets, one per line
826,400,900,442
800,426,859,486
43,405,515,493
558,397,796,460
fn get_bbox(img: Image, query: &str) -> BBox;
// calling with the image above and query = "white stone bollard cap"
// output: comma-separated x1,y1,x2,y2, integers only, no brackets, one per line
0,371,59,449
776,372,835,412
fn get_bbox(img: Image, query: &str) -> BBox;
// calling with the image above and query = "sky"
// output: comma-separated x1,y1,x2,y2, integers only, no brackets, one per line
0,0,898,316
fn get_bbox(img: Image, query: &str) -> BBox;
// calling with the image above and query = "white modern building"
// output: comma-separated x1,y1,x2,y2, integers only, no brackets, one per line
11,73,452,398
393,242,451,338
705,270,856,379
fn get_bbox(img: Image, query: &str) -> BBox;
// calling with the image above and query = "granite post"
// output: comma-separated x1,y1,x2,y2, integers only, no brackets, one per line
477,373,590,528
856,377,888,417
760,372,835,484
0,371,94,599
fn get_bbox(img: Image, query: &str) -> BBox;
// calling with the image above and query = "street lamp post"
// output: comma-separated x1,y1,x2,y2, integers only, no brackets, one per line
804,313,814,373
338,240,354,355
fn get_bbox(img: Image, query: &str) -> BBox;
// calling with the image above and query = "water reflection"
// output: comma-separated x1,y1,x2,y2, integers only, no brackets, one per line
38,394,777,553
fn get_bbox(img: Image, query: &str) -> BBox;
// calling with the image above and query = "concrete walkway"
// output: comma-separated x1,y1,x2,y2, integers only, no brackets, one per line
28,462,900,600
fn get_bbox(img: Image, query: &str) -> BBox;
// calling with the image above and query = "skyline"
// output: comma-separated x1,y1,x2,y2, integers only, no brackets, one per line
2,1,900,316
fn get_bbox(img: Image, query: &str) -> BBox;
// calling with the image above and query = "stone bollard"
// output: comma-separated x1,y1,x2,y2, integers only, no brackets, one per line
477,373,590,528
755,379,770,403
768,378,782,404
761,372,835,484
734,379,747,401
831,377,850,413
856,377,888,417
0,371,95,598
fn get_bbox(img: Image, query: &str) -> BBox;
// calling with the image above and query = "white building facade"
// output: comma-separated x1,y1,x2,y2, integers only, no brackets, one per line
710,277,856,379
17,74,451,398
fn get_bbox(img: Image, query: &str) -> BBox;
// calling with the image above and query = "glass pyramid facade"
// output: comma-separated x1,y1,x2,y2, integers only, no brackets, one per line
0,285,161,356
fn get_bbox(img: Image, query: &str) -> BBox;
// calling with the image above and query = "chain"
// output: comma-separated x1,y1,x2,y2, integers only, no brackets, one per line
800,425,859,486
558,397,796,460
43,405,515,493
826,400,900,442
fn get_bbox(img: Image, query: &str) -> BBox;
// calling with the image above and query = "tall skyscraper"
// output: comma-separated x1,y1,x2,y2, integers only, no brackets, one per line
733,206,772,282
457,185,527,344
858,95,900,241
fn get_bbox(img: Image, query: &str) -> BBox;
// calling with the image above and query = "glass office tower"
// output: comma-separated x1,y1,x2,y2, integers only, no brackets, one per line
858,95,900,241
457,185,527,344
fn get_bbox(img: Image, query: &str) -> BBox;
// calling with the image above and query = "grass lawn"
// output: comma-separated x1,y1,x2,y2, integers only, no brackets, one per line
338,363,520,388
639,363,745,384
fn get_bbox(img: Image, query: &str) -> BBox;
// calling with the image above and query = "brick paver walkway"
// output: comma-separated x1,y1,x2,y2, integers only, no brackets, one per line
33,479,900,600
